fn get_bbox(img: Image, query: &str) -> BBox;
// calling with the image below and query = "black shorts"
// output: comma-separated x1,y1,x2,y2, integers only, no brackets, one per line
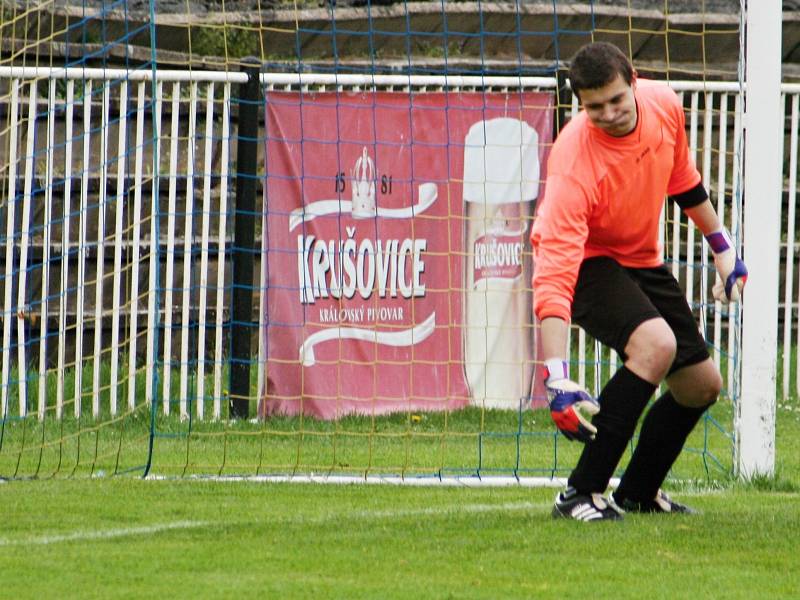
571,256,709,375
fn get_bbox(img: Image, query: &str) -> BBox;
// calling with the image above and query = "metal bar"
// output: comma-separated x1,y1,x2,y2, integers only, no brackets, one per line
700,92,714,335
230,63,260,419
75,80,92,417
784,94,799,400
129,81,146,411
577,328,586,389
196,82,215,420
110,81,129,416
1,80,19,419
672,92,684,280
261,73,557,89
92,82,111,418
145,81,163,407
0,66,563,89
56,79,74,419
728,94,744,395
162,81,181,416
17,81,38,417
0,66,249,83
179,81,198,419
713,93,730,369
213,82,231,420
686,92,700,306
38,79,56,419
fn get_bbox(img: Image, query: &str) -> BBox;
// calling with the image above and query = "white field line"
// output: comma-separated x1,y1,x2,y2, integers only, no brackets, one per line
3,487,796,548
0,520,210,547
0,502,544,548
322,501,552,523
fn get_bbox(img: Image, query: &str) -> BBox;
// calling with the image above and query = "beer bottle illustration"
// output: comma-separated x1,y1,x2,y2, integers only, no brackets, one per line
463,118,540,409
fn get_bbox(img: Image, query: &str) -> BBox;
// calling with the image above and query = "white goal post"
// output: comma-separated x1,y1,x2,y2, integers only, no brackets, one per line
738,0,782,479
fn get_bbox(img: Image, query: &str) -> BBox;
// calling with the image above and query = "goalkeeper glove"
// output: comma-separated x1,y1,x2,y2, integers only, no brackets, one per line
544,358,600,443
705,228,748,303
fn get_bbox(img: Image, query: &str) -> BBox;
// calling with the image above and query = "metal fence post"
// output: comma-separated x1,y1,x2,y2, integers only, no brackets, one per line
230,60,260,419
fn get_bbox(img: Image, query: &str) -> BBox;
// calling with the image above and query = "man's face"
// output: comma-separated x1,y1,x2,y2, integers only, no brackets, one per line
578,74,637,137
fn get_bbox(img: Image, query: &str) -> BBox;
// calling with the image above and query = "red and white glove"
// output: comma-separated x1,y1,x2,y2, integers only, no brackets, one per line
544,358,600,443
705,228,748,303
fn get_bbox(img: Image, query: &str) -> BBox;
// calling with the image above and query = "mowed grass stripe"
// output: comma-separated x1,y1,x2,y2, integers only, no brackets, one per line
0,500,551,547
0,520,211,547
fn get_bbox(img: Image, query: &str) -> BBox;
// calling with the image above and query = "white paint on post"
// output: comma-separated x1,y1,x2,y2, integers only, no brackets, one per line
739,0,782,478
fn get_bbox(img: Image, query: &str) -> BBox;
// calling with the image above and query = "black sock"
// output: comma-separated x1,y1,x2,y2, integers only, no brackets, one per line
567,366,656,494
614,391,712,504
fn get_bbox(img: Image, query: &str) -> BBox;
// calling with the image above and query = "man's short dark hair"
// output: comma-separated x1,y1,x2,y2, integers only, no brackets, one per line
568,42,635,100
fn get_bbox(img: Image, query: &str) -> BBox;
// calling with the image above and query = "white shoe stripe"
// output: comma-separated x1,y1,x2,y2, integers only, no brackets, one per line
572,504,601,520
556,491,621,521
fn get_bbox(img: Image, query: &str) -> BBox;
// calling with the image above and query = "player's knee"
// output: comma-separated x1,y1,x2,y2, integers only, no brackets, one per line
693,363,722,407
649,332,677,370
668,358,722,408
698,370,722,406
625,319,676,382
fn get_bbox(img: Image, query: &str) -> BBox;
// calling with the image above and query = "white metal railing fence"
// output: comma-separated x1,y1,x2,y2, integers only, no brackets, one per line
0,68,796,427
0,67,243,421
781,85,800,401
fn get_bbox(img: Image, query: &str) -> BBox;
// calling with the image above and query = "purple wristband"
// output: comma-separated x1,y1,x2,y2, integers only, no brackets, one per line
705,230,731,254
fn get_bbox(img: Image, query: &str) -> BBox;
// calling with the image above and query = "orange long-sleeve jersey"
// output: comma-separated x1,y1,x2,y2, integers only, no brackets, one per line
530,79,701,321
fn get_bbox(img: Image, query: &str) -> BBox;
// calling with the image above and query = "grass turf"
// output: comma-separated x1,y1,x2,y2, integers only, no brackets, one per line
0,480,798,599
0,398,797,598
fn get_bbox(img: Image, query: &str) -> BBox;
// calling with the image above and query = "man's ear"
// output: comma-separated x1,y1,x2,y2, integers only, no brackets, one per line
631,70,638,89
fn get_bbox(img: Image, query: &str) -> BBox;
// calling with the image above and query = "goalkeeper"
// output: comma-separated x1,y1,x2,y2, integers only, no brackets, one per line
531,42,747,522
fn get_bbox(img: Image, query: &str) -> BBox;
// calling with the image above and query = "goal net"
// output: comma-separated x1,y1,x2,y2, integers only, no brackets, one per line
0,1,771,484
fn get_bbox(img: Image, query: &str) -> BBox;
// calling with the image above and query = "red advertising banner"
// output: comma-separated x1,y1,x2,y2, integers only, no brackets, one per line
261,91,553,419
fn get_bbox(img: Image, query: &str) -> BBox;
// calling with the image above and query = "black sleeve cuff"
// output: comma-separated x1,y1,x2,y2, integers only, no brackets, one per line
669,182,708,210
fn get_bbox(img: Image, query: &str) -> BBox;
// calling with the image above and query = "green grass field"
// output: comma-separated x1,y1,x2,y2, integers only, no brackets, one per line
1,480,799,598
1,397,798,598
